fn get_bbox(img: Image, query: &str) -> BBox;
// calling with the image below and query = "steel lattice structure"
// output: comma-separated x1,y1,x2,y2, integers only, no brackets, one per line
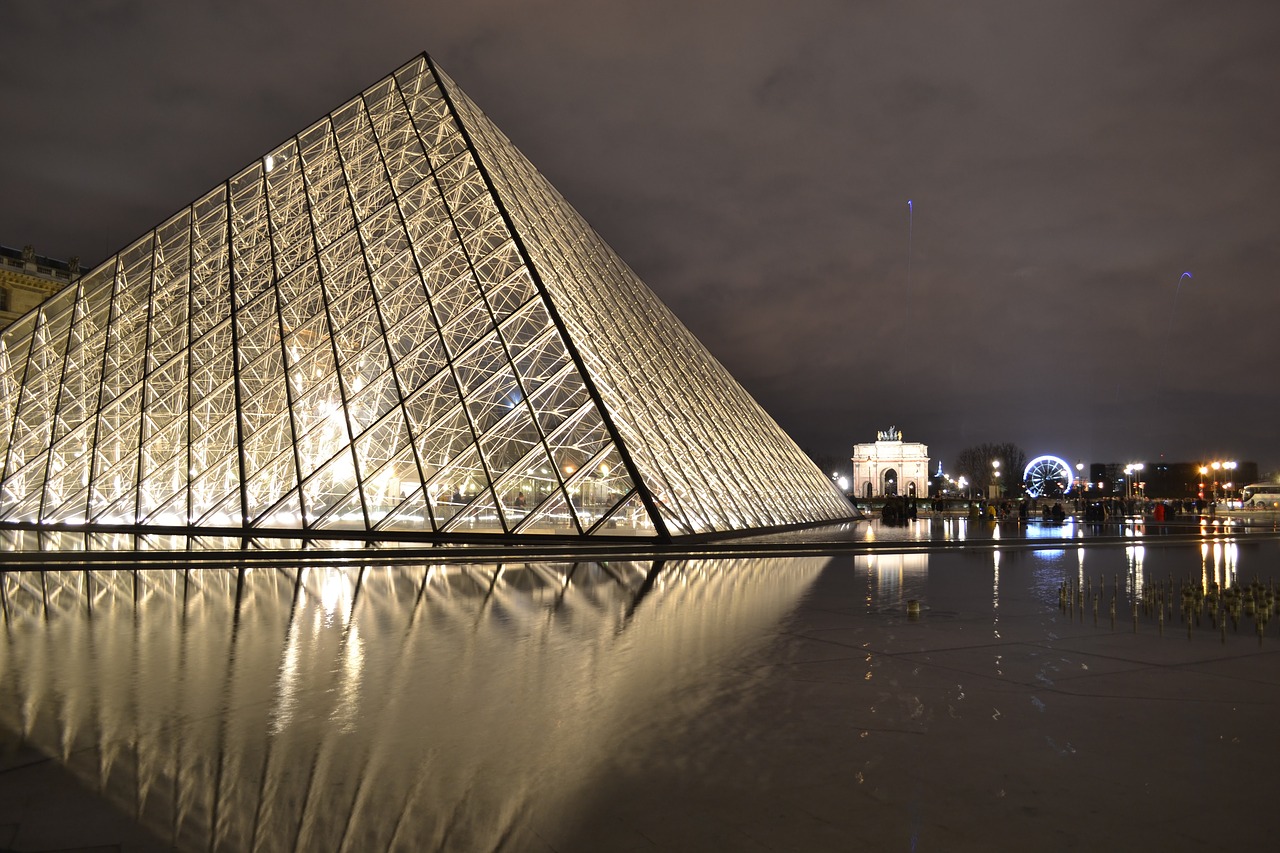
0,54,854,541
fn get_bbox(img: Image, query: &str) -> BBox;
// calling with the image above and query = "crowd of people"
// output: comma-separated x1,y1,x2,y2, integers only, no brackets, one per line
870,494,1258,524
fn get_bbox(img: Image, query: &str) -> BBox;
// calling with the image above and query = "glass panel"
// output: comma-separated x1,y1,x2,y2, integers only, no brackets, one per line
442,486,504,534
379,486,433,532
357,430,419,527
312,485,365,530
302,449,362,527
299,119,357,247
513,489,578,536
590,491,658,537
245,448,298,523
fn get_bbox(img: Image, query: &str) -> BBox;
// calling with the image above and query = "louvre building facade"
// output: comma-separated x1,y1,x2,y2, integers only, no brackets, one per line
0,54,854,541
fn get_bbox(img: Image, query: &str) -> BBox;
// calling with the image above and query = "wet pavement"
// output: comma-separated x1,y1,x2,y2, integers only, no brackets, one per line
1,528,1278,851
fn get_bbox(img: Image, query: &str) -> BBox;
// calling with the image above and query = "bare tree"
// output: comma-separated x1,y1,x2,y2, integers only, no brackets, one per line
954,442,1027,497
807,451,850,481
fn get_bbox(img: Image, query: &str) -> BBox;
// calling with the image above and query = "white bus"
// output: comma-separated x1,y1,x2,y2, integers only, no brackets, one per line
1240,483,1280,507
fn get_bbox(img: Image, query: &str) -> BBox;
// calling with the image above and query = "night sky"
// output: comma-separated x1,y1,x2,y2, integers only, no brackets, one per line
3,1,1278,475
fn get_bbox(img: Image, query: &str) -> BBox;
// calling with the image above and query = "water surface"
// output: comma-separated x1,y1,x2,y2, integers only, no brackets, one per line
2,536,1277,851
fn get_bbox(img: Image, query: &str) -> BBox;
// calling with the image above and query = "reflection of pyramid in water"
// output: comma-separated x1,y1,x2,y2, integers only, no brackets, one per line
0,558,829,849
0,54,853,539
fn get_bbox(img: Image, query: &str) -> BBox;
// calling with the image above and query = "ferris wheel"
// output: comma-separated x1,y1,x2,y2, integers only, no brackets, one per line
1023,455,1073,498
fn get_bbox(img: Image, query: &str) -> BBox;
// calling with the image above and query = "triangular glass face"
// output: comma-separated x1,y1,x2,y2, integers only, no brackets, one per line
0,53,854,540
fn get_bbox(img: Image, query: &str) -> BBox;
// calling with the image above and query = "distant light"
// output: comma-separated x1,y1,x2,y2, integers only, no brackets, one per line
264,154,275,172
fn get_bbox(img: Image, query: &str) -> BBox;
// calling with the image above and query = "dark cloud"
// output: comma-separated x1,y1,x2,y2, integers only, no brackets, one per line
2,0,1279,472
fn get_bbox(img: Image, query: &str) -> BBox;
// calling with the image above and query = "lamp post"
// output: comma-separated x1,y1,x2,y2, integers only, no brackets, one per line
992,459,1001,500
1223,461,1237,505
1123,463,1144,500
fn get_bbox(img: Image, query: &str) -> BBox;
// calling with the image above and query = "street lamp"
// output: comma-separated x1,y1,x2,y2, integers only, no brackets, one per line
992,459,1001,499
1123,463,1144,499
1075,462,1085,496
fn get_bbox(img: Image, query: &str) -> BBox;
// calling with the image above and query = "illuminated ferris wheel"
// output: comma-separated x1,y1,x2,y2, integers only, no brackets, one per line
1023,455,1073,498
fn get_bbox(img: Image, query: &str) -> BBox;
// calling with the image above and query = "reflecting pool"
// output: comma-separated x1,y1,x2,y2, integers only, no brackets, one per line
2,537,1278,851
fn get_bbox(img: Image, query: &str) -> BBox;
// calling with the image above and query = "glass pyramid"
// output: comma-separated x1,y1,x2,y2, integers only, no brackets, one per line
0,54,854,540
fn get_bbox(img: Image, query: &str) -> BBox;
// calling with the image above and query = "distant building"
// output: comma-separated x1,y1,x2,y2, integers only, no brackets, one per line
852,426,930,498
1091,460,1259,499
1,245,83,325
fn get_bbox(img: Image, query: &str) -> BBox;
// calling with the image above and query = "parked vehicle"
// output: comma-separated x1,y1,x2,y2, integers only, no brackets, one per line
1240,483,1280,507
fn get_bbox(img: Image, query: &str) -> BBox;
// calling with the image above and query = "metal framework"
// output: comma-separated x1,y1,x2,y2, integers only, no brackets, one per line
0,54,854,541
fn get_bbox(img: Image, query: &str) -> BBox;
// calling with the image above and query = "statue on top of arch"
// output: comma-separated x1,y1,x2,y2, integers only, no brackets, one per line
877,426,902,442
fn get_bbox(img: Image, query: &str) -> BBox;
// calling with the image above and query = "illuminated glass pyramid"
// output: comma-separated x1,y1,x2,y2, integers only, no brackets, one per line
0,54,854,539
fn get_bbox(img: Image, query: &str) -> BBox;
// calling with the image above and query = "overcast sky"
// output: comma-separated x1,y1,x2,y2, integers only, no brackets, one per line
3,0,1278,475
